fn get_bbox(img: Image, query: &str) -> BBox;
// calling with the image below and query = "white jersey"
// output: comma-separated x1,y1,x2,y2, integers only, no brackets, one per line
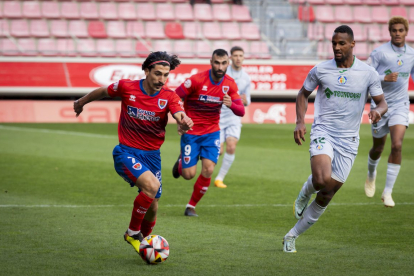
367,42,414,111
303,57,383,153
219,66,251,126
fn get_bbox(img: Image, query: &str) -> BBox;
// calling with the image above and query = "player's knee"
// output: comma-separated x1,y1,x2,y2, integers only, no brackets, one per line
312,174,330,189
182,170,195,180
145,178,160,197
391,142,402,154
372,144,385,155
226,144,236,154
201,166,214,178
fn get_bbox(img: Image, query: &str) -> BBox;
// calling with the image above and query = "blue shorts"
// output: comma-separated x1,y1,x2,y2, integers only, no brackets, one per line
180,131,220,168
112,144,162,198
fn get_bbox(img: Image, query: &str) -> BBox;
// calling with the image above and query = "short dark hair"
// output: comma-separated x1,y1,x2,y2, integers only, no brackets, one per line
333,25,354,41
230,46,244,55
212,49,228,58
142,51,181,71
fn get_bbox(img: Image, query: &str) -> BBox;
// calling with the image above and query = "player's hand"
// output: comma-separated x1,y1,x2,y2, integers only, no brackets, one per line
384,72,399,82
294,123,306,146
368,110,382,124
223,94,232,108
73,100,83,117
177,113,193,135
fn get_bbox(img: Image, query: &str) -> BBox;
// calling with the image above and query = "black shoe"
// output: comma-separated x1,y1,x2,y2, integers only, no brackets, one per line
184,207,198,217
172,154,181,179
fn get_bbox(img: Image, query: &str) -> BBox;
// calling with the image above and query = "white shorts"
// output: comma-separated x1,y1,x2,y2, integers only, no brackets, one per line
219,124,241,144
372,103,409,138
309,133,357,183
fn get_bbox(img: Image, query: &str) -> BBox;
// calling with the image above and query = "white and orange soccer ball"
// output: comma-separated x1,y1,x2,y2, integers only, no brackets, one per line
139,235,170,264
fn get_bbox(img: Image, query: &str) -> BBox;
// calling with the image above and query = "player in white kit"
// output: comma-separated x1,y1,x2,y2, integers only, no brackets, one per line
214,46,251,188
282,25,388,253
364,17,414,207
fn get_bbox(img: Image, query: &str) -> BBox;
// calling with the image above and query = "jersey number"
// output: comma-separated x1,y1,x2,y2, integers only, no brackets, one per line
184,145,191,156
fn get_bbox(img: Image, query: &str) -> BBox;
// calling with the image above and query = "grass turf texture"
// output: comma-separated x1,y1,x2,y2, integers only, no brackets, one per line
0,123,413,276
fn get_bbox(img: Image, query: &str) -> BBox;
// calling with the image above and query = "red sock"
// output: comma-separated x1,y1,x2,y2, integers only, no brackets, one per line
141,218,157,237
129,192,154,231
189,174,211,207
178,158,182,176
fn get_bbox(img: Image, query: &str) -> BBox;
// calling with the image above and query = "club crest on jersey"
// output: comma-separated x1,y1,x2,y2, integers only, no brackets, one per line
184,156,191,164
397,59,404,66
316,144,323,150
158,99,168,109
132,162,142,170
129,95,136,102
184,79,191,88
222,86,229,94
337,76,347,85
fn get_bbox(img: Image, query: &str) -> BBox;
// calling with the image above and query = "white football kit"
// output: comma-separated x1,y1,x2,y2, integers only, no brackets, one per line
367,42,414,138
303,57,383,183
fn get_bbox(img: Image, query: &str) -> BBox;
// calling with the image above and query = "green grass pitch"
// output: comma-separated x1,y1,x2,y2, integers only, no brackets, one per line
0,123,413,276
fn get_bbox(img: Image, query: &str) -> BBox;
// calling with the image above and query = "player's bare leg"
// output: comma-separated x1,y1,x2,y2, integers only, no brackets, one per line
215,137,238,188
365,135,387,197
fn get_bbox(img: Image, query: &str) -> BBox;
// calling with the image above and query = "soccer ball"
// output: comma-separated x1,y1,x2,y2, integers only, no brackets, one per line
139,235,170,264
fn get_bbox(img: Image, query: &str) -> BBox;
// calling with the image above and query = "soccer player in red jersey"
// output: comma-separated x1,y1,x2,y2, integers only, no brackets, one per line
172,49,245,217
73,52,194,255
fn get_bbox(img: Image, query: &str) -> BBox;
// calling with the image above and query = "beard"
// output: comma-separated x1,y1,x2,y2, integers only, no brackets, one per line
212,68,226,79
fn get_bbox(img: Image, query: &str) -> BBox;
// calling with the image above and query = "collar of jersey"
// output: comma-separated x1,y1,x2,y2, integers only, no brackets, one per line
140,79,160,97
209,69,224,86
336,55,355,69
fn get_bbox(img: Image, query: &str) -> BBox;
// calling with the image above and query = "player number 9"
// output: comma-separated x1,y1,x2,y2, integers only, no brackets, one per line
184,145,191,156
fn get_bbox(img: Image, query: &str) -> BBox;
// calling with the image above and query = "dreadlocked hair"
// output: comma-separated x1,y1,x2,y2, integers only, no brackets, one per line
142,51,181,71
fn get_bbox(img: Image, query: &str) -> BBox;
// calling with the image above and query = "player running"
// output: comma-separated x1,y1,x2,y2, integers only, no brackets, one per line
214,46,251,188
282,25,388,253
172,49,245,217
73,52,194,255
364,16,414,207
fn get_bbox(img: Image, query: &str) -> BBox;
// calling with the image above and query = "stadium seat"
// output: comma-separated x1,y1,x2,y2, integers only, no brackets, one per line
153,40,173,52
380,24,390,41
3,1,22,18
213,5,232,22
175,4,194,21
364,0,381,5
298,6,315,22
267,5,293,20
56,39,76,57
145,22,165,39
372,7,389,23
10,20,30,37
69,21,88,38
157,3,175,21
285,40,314,57
41,2,60,19
194,4,213,22
88,21,107,38
222,22,241,40
107,21,126,38
99,3,118,20
348,24,366,41
240,23,261,40
1,38,19,56
77,39,97,57
170,0,187,2
276,21,304,40
231,41,251,58
136,41,152,58
353,6,372,23
317,41,328,59
37,39,57,56
195,40,212,58
390,7,407,18
307,0,326,5
407,24,414,42
183,22,202,39
409,8,414,23
307,23,324,40
324,23,337,40
30,20,49,38
137,3,156,21
173,40,194,58
118,3,137,20
381,0,400,5
152,0,169,2
97,39,116,57
211,0,225,3
126,21,145,38
80,2,99,20
370,42,383,52
231,5,252,22
165,22,185,39
400,0,414,5
115,40,135,57
367,24,381,41
0,20,9,37
203,22,222,40
250,41,271,59
334,6,354,23
18,38,37,56
212,41,230,52
354,42,369,59
344,0,363,4
326,0,344,4
315,6,335,23
22,1,41,19
61,2,80,19
50,20,68,38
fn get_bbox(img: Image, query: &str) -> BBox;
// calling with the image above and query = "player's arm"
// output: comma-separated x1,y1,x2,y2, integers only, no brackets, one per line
240,78,251,106
74,86,109,117
294,86,313,146
223,83,245,116
173,112,194,135
369,94,388,124
175,77,195,99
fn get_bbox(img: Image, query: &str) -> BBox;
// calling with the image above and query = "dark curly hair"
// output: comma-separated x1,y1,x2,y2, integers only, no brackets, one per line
142,51,181,71
334,25,354,41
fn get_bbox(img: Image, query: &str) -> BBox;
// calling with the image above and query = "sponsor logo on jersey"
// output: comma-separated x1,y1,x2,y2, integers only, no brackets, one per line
158,99,168,109
184,156,191,164
132,162,142,170
222,86,229,94
155,171,162,184
316,144,323,150
178,100,184,109
129,95,136,102
127,106,160,121
397,59,404,66
199,95,222,103
215,139,220,147
113,81,119,91
324,88,334,99
184,79,191,88
324,88,361,101
202,85,208,91
338,75,347,85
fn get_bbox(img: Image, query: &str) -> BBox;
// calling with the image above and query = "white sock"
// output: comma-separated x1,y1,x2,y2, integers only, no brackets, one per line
128,228,140,236
384,163,400,194
215,153,235,181
286,200,326,237
368,155,380,179
186,204,195,209
301,174,318,197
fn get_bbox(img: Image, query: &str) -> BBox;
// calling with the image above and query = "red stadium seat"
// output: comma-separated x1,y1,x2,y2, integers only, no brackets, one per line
213,5,232,22
364,0,381,5
88,21,107,38
367,24,381,41
344,0,363,4
69,20,88,38
400,0,414,5
153,40,173,52
61,2,80,19
10,20,30,37
175,4,194,21
348,24,366,41
250,41,271,59
1,38,19,56
56,39,76,57
41,2,60,19
307,23,324,40
194,4,213,21
170,0,187,2
298,6,315,22
231,5,252,22
115,40,135,57
195,40,212,58
334,6,354,23
18,38,37,56
0,20,9,37
326,0,344,4
390,7,407,18
152,0,169,2
354,7,372,23
126,21,145,38
317,41,328,59
22,1,41,19
99,3,118,20
136,41,152,58
372,7,389,23
381,0,400,5
203,22,222,40
222,22,241,40
137,3,156,21
77,39,97,57
324,23,337,40
157,3,175,21
307,0,326,5
211,0,225,3
380,24,390,41
409,8,414,23
165,22,185,39
107,21,127,38
173,40,194,58
212,41,230,52
407,24,414,42
315,6,335,23
30,20,49,38
3,1,22,18
145,22,165,39
97,39,116,57
183,22,202,39
354,42,369,60
50,20,68,38
240,23,260,40
118,3,137,20
371,42,383,52
38,39,57,56
80,2,99,20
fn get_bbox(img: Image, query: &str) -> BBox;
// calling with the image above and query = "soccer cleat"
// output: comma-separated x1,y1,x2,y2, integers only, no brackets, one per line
283,236,297,253
184,207,198,217
365,171,376,198
124,231,144,254
382,192,395,207
294,190,311,220
214,180,227,188
172,154,181,179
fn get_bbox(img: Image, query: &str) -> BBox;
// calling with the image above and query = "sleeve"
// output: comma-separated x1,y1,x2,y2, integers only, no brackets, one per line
302,66,319,92
227,81,241,101
366,50,385,81
368,70,384,97
168,92,185,115
175,75,197,98
411,65,414,83
241,74,251,106
107,79,126,98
